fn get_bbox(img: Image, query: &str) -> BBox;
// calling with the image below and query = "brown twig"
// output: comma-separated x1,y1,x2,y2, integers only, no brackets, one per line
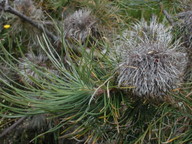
1,0,58,42
0,116,27,138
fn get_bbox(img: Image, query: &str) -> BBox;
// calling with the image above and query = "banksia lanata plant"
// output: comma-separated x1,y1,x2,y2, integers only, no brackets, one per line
64,9,100,44
18,53,57,85
117,17,187,99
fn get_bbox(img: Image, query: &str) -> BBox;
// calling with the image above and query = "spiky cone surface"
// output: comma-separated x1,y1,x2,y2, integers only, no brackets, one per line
131,18,172,43
64,9,100,44
18,53,57,85
116,17,187,100
113,17,172,59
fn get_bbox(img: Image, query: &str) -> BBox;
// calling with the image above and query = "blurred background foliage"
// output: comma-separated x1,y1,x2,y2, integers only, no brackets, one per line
0,0,192,144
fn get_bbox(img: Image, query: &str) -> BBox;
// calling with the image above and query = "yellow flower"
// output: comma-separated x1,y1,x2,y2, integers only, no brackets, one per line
3,25,11,29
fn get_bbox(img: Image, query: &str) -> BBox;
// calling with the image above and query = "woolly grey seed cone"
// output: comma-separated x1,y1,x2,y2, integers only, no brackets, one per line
118,42,187,99
64,9,100,44
19,53,57,85
116,17,187,99
112,17,173,61
129,17,172,44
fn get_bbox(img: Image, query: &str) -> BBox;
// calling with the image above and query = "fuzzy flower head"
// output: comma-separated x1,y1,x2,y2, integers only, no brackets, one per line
113,17,173,60
64,9,99,43
19,53,57,85
117,18,187,99
129,16,172,45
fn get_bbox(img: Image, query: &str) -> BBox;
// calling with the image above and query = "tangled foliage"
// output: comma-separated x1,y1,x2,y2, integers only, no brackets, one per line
10,0,45,42
2,115,55,144
175,11,192,52
14,0,44,19
0,63,13,86
178,0,192,10
19,53,57,85
64,9,100,43
117,18,187,99
174,11,192,81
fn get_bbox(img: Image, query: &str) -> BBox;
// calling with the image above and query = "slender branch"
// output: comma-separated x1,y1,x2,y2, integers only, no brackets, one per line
1,0,58,42
0,116,27,138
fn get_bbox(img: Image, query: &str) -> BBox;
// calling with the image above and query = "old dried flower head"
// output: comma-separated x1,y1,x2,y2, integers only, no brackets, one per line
130,16,172,44
113,17,172,60
19,53,56,85
117,18,187,99
64,9,99,44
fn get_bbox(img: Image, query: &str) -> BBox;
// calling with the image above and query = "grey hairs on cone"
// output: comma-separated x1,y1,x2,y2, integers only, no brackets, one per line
117,17,187,99
64,9,99,43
